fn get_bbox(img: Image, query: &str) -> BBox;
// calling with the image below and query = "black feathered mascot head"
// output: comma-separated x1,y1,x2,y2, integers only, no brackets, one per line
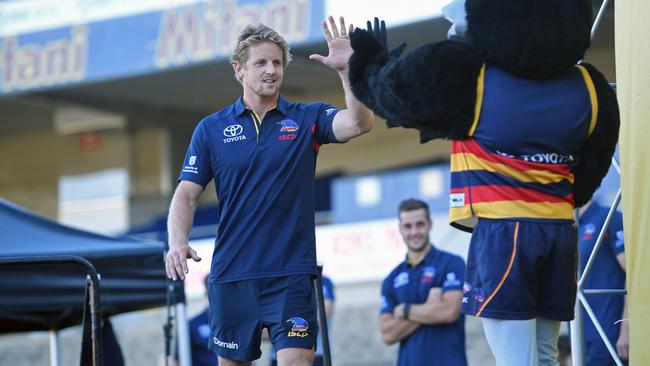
348,0,619,220
462,0,593,79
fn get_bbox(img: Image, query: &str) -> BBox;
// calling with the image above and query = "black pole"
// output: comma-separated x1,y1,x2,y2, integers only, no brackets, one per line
163,281,175,366
0,255,103,366
313,265,332,366
80,272,104,366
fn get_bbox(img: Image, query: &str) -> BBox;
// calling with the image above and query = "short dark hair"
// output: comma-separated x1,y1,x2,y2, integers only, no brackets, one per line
398,198,430,218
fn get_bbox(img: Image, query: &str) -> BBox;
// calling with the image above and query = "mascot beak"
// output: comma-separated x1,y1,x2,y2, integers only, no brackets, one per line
442,0,468,42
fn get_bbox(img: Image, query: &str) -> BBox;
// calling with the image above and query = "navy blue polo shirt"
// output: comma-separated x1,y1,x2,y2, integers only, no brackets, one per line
579,203,625,344
179,95,340,283
381,245,467,366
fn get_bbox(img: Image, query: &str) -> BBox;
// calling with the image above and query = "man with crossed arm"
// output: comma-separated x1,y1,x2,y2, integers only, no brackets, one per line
380,199,467,366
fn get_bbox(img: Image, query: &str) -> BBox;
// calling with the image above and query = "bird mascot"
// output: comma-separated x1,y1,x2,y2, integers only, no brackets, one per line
348,0,619,364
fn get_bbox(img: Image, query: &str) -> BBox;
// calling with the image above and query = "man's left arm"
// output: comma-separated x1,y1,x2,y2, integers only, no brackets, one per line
310,16,375,142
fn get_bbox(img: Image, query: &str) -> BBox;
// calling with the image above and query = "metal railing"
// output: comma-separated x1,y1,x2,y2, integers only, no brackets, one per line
570,1,627,365
0,255,103,366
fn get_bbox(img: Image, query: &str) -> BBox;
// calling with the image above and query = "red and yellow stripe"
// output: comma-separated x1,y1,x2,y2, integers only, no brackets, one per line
451,139,574,182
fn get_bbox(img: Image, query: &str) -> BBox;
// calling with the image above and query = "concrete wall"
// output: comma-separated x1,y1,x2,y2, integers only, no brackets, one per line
0,131,61,218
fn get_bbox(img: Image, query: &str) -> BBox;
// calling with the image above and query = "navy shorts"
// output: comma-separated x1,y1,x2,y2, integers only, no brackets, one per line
207,275,318,361
461,219,578,321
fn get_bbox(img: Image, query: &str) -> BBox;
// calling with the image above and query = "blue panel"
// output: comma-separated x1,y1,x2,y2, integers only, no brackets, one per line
332,164,451,223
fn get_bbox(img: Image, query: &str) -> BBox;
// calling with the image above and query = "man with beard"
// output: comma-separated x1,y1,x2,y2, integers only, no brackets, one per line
380,199,467,366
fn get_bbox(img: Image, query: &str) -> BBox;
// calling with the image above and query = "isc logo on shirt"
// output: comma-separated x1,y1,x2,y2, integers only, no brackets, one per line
450,193,465,207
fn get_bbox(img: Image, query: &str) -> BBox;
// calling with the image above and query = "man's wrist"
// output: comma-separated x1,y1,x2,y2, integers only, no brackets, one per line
403,303,411,320
169,241,189,249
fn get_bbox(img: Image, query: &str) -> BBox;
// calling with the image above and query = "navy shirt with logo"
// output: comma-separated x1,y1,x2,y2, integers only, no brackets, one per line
179,95,339,283
381,245,467,366
579,203,625,347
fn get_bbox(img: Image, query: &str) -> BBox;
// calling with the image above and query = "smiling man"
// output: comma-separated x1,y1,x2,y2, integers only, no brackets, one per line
380,199,467,366
165,18,374,366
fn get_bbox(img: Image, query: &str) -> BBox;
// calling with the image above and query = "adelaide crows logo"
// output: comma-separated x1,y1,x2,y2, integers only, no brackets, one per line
279,119,299,132
278,119,299,141
286,317,309,337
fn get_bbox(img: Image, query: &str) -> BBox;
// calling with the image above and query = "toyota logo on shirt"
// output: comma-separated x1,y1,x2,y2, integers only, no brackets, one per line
223,124,243,137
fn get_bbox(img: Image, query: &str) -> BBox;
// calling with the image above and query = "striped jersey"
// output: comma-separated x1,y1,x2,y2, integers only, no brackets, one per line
450,64,598,231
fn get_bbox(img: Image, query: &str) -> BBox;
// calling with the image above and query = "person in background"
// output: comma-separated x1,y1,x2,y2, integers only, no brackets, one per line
578,200,628,365
380,199,467,366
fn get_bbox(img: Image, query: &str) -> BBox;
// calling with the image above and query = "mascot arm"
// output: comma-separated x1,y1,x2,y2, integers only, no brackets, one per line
349,28,484,142
572,62,620,207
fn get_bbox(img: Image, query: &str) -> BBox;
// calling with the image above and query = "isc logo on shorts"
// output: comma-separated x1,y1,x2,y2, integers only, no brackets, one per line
287,317,309,337
288,331,309,338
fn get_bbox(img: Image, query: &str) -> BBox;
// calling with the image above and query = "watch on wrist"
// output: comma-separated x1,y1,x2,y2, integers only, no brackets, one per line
403,303,411,320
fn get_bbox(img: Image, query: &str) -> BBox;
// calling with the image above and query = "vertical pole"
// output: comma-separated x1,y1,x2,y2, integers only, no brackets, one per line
176,302,192,366
49,329,60,366
87,274,103,366
314,265,332,366
571,1,614,364
571,208,586,366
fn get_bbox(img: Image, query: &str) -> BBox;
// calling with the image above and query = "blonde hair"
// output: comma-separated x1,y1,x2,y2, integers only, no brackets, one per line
230,24,292,81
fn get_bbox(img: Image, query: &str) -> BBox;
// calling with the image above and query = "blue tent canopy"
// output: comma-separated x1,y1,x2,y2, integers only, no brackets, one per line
0,198,177,333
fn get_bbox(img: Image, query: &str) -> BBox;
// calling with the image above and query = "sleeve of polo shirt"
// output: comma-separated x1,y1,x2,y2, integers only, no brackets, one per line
322,277,335,301
178,121,213,187
380,275,397,315
442,257,465,293
312,102,341,145
608,211,625,255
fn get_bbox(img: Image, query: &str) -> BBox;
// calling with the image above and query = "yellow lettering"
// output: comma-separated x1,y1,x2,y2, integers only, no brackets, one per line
287,331,309,338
